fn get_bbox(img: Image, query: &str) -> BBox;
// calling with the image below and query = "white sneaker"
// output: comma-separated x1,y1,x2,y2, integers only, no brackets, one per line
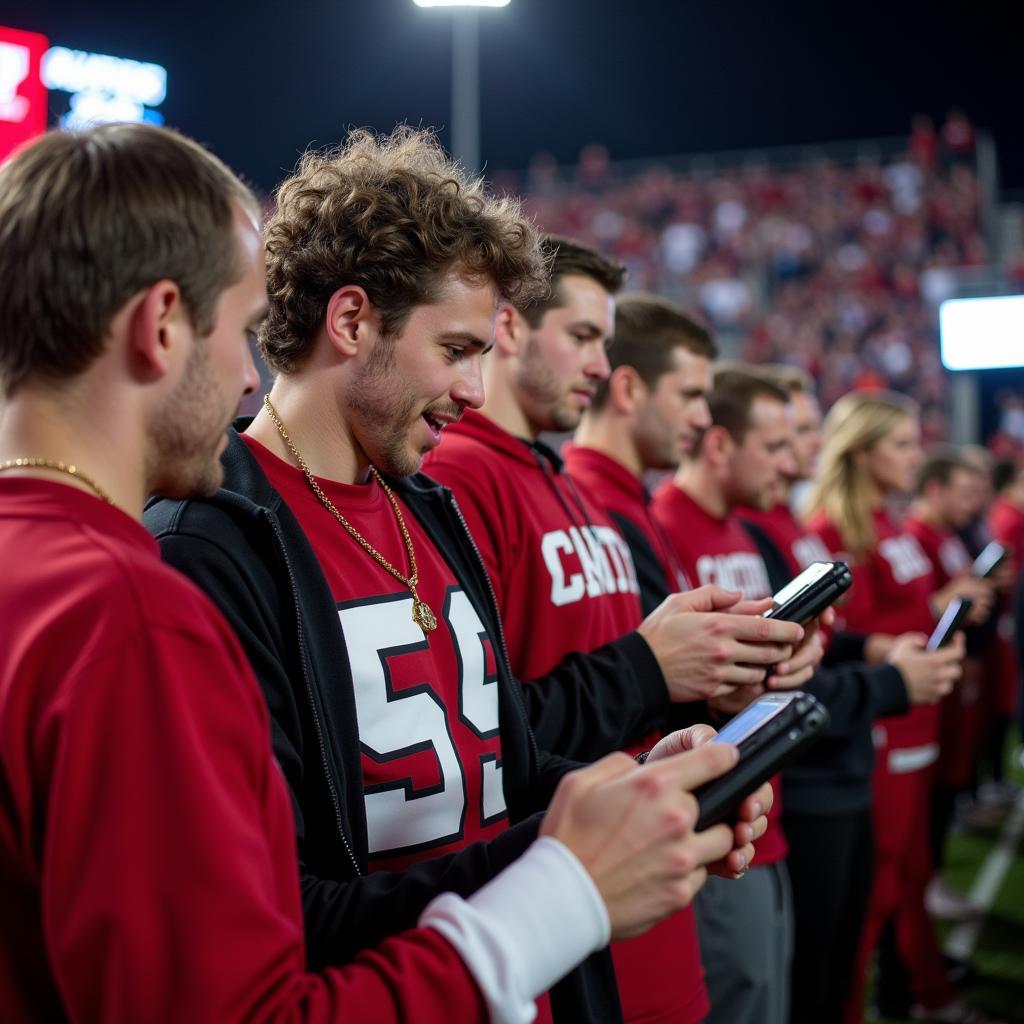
911,1001,1006,1023
956,800,1007,830
925,877,984,921
976,780,1020,808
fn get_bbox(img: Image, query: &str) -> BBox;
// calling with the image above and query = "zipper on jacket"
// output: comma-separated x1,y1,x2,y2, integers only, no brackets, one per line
447,493,542,767
266,510,362,878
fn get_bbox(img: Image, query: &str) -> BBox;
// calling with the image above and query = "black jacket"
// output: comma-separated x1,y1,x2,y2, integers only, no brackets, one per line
741,518,910,815
146,428,623,1020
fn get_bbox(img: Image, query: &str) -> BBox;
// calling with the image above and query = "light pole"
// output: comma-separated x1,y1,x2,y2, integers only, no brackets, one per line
413,0,510,176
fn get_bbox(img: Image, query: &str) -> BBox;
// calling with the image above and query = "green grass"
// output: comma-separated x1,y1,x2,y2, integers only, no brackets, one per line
873,743,1024,1024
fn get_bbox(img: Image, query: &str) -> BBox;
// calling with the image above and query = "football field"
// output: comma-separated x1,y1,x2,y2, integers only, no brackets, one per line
877,745,1024,1024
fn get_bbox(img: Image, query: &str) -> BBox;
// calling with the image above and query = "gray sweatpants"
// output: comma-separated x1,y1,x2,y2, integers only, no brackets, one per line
693,861,793,1024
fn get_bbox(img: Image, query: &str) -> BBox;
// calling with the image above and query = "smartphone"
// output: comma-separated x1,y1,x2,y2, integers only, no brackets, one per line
694,692,829,831
972,541,1007,579
763,560,853,624
926,597,973,651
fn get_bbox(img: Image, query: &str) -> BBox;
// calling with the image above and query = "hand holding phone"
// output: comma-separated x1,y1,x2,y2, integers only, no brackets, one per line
694,692,829,830
887,631,964,705
763,561,852,625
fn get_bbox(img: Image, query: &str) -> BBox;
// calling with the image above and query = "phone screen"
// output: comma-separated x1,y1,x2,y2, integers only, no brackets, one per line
712,697,791,745
927,598,966,651
973,542,1005,578
765,561,832,613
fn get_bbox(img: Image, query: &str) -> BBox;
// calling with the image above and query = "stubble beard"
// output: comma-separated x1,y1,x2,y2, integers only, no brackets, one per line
516,338,578,434
345,337,423,478
148,339,232,499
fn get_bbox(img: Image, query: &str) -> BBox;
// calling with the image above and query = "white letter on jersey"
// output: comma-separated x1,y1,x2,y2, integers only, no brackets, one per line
543,530,585,606
879,536,932,585
446,589,506,824
569,526,610,597
341,597,466,855
594,525,641,595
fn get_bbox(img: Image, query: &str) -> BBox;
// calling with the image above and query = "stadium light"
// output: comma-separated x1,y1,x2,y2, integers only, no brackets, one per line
414,0,511,174
413,2,510,7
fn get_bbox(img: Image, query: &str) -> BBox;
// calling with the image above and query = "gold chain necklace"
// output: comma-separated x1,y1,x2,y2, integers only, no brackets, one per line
0,457,113,504
262,396,437,633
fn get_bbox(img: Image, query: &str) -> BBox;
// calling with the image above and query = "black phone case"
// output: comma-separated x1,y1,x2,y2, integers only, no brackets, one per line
694,693,829,831
764,562,852,624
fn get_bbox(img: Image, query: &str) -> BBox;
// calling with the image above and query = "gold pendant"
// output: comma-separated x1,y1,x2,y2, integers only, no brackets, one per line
412,598,437,633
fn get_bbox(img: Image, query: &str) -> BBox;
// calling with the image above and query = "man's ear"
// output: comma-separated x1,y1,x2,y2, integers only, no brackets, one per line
325,285,377,358
702,424,734,467
494,305,528,357
608,365,645,416
128,280,187,382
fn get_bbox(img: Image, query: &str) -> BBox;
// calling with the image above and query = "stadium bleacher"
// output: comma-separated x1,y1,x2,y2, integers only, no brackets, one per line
509,114,995,447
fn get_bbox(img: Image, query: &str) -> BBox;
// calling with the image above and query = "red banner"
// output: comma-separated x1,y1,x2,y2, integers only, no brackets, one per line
0,26,49,161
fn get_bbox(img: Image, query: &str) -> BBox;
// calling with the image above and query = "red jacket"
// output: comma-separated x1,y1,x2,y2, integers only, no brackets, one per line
0,479,484,1023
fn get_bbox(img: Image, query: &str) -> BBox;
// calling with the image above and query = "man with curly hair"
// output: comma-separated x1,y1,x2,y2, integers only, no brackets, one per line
146,126,768,1023
1,122,676,1024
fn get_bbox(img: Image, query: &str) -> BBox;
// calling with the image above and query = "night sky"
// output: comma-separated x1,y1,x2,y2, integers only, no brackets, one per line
7,0,1023,194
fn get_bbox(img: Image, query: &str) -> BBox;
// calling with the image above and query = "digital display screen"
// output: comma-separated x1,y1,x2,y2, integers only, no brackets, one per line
767,561,831,610
713,698,790,745
939,295,1024,371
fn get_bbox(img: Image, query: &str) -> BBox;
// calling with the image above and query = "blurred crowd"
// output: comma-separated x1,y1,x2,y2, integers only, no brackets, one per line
514,112,987,446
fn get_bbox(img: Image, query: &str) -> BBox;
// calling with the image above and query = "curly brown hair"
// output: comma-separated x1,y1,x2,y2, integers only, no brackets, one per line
260,126,548,373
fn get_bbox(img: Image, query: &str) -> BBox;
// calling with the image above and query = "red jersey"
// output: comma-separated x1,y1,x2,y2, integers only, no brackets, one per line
809,508,939,753
651,482,772,600
985,498,1023,716
427,413,709,1024
808,509,935,638
904,515,972,590
650,480,788,865
0,478,485,1023
739,503,832,577
989,496,1024,571
562,443,691,594
426,412,644,678
246,437,509,873
904,515,987,787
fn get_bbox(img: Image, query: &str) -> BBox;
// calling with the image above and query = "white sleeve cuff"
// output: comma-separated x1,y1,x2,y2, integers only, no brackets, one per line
419,836,610,1024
